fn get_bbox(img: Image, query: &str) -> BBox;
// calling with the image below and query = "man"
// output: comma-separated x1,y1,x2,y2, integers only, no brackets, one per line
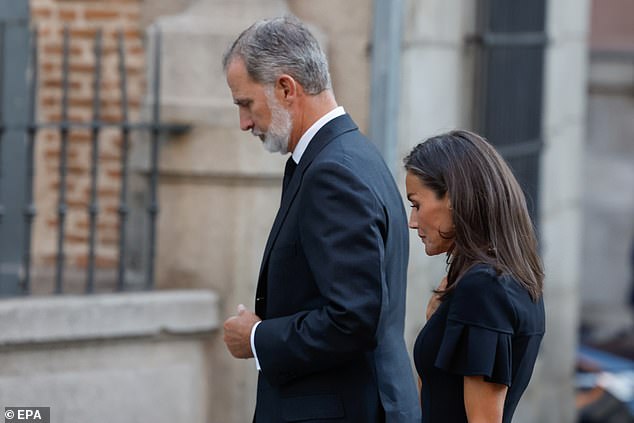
222,16,420,423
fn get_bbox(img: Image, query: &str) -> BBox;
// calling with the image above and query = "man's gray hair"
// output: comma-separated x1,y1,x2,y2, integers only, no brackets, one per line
222,15,332,95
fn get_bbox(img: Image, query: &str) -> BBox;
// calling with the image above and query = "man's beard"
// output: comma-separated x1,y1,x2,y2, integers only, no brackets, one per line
254,87,292,154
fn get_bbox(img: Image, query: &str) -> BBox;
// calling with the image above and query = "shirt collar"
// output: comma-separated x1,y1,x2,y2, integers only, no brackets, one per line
291,106,346,164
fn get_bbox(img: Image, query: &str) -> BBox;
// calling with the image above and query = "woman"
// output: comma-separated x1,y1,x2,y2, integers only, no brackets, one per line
404,130,545,423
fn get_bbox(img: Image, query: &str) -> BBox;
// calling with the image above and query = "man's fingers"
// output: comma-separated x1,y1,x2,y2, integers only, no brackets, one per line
237,304,247,315
223,315,236,332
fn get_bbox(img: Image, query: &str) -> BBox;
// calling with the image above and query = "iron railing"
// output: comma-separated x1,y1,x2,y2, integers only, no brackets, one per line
472,0,547,227
0,24,188,297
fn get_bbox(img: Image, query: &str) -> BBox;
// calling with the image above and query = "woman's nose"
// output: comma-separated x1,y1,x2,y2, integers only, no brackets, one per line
408,209,418,229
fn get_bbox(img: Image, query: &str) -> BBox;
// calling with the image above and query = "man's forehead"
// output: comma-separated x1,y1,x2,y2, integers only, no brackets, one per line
227,60,261,92
226,57,254,82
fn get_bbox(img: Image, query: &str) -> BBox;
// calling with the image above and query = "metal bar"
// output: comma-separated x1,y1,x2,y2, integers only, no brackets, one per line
0,27,3,130
146,28,161,290
469,32,547,47
0,22,6,226
495,139,543,159
1,122,190,134
22,26,39,295
116,29,130,291
55,25,71,294
473,0,490,134
0,18,30,26
86,29,103,293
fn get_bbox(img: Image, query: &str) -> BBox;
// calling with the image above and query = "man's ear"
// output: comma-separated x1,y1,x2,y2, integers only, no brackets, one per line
276,74,298,104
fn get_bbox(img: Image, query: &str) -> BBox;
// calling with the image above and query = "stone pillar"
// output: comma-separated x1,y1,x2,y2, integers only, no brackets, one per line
538,0,592,422
398,0,479,357
140,1,289,421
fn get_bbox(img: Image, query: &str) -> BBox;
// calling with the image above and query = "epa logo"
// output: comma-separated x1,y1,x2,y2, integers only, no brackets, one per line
4,408,50,423
5,410,41,420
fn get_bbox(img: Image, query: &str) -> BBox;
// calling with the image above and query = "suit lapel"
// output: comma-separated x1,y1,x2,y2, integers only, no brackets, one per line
256,114,358,290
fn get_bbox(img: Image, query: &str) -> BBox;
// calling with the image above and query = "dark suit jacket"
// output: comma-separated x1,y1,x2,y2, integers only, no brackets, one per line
253,114,420,423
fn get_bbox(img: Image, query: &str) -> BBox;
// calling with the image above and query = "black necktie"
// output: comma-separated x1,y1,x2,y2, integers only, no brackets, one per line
282,156,297,198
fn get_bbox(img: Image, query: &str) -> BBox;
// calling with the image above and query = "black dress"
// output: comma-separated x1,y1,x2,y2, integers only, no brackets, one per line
413,264,545,423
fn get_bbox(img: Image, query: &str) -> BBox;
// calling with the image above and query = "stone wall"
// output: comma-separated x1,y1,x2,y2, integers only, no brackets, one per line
0,290,219,423
580,0,634,335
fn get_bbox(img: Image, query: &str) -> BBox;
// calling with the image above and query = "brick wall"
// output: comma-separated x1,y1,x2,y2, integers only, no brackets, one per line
29,0,145,286
590,0,634,51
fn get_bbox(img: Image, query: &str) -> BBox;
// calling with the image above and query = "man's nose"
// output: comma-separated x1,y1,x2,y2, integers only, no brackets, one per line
239,113,253,132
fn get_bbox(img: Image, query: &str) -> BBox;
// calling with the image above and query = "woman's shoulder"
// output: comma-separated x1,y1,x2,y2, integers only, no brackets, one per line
458,263,531,298
455,263,504,293
448,264,515,331
453,263,544,335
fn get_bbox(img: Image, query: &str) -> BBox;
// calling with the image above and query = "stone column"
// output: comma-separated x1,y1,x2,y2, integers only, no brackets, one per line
398,0,479,359
537,0,591,422
139,1,289,421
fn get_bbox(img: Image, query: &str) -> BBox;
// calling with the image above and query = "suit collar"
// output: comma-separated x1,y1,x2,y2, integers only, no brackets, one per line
280,113,357,212
293,113,357,176
291,106,346,164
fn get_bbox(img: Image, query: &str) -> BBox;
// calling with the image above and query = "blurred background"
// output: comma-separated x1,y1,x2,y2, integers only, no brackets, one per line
0,0,632,422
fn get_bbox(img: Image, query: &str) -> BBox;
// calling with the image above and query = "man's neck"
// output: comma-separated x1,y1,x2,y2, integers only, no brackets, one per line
288,91,338,153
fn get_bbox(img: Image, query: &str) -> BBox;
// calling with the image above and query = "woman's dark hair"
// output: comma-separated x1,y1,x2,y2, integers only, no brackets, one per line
403,130,544,301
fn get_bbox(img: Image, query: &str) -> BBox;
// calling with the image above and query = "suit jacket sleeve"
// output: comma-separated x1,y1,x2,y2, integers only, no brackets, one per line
255,158,386,386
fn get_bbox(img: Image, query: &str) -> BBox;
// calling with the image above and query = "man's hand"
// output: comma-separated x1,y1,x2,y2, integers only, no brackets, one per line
223,304,262,359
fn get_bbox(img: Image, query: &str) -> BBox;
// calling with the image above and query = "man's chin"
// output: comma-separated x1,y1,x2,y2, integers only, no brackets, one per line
264,145,288,155
263,138,289,155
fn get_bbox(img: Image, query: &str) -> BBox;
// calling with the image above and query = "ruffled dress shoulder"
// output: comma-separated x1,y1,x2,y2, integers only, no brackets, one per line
413,263,545,423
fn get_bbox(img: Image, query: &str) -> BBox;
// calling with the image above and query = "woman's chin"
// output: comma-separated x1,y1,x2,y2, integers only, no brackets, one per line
424,246,443,256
